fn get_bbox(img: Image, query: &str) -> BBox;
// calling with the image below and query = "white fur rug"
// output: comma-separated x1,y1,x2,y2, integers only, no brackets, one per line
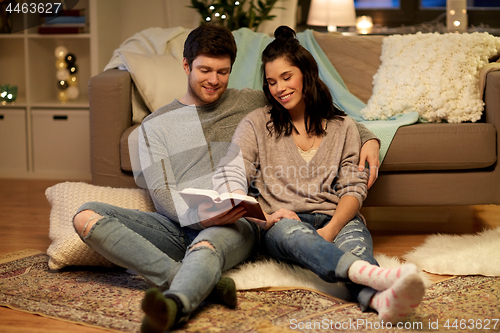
403,227,500,276
223,228,500,299
223,253,408,300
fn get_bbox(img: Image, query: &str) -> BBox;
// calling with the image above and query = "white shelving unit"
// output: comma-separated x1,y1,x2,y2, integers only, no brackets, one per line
0,0,120,180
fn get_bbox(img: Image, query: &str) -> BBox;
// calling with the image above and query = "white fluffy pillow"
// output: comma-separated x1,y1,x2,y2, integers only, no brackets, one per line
119,51,187,113
46,182,155,270
361,32,500,123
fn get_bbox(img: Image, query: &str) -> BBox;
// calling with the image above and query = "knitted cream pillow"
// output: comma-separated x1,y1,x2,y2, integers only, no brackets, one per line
45,182,155,270
361,32,500,123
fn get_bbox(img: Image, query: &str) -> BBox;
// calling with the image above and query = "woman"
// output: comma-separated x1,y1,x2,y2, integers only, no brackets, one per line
213,26,425,323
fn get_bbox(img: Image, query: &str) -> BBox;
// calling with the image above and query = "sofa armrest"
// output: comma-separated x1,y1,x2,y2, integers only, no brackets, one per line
484,70,500,203
89,69,132,187
485,71,500,129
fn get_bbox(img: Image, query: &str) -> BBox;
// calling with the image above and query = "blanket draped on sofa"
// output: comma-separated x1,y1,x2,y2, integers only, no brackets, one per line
105,27,419,163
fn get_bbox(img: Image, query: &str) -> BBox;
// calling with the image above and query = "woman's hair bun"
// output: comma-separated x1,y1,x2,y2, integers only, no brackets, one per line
274,25,296,41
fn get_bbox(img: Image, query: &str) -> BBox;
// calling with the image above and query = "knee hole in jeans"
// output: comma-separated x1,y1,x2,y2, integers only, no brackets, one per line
73,209,103,237
286,224,314,235
189,240,215,251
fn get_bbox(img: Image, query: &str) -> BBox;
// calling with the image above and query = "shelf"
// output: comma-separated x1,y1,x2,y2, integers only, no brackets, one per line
0,98,27,107
29,99,89,108
0,33,25,39
27,33,91,39
0,0,95,180
28,37,90,106
0,38,26,98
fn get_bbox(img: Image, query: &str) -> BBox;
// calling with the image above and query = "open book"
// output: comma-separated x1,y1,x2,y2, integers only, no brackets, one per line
179,188,266,221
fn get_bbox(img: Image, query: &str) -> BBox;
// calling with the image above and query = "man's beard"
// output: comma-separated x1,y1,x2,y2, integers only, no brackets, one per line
187,77,225,105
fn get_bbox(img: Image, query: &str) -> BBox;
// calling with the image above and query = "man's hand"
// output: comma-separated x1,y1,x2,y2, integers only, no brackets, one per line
198,201,246,228
359,139,380,189
248,208,300,230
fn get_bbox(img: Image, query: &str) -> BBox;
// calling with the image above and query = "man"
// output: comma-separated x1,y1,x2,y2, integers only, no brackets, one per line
74,24,380,333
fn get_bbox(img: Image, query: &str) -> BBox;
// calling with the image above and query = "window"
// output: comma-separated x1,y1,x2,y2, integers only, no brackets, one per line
420,0,444,6
421,0,500,8
299,0,499,29
352,0,500,28
354,0,400,8
354,0,500,9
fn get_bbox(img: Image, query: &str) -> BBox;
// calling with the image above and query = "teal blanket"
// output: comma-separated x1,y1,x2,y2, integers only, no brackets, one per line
229,28,418,163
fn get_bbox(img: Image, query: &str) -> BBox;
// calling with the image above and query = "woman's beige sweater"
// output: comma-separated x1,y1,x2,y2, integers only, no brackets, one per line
212,107,369,217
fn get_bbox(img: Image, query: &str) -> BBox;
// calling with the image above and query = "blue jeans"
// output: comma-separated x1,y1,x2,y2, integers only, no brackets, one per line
264,213,378,310
75,201,257,317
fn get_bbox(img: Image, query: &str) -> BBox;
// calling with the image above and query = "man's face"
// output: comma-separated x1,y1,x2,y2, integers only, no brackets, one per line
182,54,232,106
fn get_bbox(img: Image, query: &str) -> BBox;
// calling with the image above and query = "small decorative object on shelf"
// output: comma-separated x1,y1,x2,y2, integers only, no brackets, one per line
54,46,79,103
0,84,17,104
54,45,68,58
68,64,78,74
0,0,16,33
38,6,87,34
189,0,281,31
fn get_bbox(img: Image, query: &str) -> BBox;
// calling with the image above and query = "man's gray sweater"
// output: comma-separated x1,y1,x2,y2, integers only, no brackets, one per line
138,89,376,228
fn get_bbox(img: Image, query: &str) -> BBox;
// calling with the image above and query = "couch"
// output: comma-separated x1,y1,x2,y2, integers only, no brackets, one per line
88,31,500,207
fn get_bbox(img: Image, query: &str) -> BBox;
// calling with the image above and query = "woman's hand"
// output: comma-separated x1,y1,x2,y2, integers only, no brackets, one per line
316,226,340,243
247,208,300,230
198,201,246,228
317,196,359,242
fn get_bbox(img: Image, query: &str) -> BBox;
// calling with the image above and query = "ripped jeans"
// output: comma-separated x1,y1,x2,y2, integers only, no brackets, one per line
74,201,257,317
264,214,378,310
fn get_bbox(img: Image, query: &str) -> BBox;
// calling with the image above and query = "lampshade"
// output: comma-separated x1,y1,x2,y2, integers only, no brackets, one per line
447,0,467,32
307,0,356,31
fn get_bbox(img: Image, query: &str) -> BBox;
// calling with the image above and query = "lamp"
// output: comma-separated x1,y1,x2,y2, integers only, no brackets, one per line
307,0,356,32
447,0,467,33
356,15,373,34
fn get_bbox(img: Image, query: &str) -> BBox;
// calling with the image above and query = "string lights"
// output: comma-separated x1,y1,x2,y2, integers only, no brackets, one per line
54,46,80,103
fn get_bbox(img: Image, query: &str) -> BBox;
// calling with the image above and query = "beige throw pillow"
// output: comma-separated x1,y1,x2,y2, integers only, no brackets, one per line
119,51,187,113
46,182,155,270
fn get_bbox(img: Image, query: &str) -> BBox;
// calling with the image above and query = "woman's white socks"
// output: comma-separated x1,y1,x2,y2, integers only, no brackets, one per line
348,261,418,291
347,260,425,323
370,273,425,323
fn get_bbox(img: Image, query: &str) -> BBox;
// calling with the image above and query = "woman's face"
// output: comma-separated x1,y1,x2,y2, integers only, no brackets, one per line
265,56,305,115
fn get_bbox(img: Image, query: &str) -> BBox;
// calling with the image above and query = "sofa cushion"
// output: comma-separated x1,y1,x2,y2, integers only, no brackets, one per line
312,32,384,104
120,123,496,173
381,123,497,171
361,33,500,123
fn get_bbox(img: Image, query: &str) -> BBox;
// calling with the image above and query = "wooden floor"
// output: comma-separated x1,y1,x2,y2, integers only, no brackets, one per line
0,178,498,333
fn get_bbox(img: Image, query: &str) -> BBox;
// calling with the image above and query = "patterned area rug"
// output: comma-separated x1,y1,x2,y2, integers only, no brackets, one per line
1,250,499,333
